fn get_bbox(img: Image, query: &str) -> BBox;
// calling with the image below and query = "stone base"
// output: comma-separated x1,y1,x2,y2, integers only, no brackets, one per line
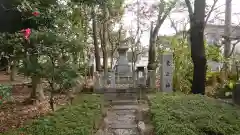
115,76,133,84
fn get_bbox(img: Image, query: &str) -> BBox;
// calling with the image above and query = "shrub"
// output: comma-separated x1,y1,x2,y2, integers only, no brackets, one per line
149,93,240,135
1,94,103,135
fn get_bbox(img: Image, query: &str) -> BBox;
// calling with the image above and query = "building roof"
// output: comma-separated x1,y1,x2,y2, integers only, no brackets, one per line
205,24,240,39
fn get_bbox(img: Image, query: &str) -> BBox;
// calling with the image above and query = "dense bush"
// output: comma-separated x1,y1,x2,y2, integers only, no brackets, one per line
149,93,240,135
1,94,103,135
206,71,238,98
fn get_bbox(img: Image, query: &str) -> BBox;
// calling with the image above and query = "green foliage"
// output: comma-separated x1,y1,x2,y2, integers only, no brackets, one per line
206,71,221,85
149,93,240,135
157,36,224,93
1,94,103,135
205,71,239,98
158,37,193,93
42,62,79,91
205,45,223,62
2,0,87,86
0,85,12,105
0,33,25,63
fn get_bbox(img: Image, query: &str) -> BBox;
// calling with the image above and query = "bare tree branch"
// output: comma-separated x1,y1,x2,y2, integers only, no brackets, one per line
185,0,193,19
1,4,16,11
228,40,240,58
168,15,178,34
205,0,219,26
152,0,177,37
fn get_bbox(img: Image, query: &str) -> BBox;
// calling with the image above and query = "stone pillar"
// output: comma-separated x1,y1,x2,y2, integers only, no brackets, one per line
115,45,131,77
160,53,173,92
94,72,101,93
109,70,116,88
136,70,139,87
100,71,105,88
137,66,146,87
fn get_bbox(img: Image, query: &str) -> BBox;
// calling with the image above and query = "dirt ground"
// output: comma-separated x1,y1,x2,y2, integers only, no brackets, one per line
0,72,71,133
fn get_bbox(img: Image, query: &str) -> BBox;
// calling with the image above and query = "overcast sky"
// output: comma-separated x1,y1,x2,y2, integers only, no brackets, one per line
122,0,240,46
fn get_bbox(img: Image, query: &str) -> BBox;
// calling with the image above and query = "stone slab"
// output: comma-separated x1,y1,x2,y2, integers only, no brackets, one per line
106,128,139,135
108,123,137,129
111,105,139,110
111,100,138,105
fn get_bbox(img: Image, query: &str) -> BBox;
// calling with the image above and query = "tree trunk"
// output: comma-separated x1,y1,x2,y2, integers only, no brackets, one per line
6,59,11,74
10,59,17,81
102,3,109,77
91,6,101,72
147,22,156,70
30,75,45,101
223,0,232,78
110,52,114,69
189,0,206,95
29,54,45,102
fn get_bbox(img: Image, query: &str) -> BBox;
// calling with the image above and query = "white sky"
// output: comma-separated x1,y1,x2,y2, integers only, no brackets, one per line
122,0,240,46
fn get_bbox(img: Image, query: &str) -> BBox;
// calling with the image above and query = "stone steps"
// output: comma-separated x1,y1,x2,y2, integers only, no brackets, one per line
104,93,138,101
102,99,140,135
106,128,139,135
111,105,139,110
96,91,154,135
104,88,140,93
111,100,138,105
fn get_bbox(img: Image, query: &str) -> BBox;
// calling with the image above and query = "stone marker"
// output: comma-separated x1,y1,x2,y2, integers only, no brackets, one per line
160,53,173,92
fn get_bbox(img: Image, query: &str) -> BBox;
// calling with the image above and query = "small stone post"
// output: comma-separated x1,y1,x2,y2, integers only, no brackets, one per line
109,70,116,88
100,71,105,89
137,66,146,87
93,71,101,93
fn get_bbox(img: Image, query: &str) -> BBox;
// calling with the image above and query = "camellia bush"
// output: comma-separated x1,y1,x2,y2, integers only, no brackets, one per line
0,0,88,106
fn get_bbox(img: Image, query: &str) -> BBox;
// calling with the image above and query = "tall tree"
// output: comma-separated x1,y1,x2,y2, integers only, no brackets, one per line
101,2,109,76
185,0,206,94
223,0,232,76
147,0,177,71
91,6,101,71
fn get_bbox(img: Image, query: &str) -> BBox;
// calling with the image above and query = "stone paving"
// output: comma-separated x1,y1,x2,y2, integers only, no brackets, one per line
104,102,139,135
96,94,154,135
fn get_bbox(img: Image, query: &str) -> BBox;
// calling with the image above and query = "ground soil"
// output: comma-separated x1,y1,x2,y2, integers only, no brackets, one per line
0,72,71,133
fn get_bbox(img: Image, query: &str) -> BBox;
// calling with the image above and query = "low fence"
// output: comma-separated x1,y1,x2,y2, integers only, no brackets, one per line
93,70,160,93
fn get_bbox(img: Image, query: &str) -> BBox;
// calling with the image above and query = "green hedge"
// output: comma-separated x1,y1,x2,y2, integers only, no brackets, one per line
149,93,240,135
1,94,103,135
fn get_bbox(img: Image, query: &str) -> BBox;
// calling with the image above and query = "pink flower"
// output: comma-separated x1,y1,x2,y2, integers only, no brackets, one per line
21,28,31,40
32,11,40,16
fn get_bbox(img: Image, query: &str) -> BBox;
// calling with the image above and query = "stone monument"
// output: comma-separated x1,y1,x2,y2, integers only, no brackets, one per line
160,53,173,92
115,45,132,85
115,45,131,77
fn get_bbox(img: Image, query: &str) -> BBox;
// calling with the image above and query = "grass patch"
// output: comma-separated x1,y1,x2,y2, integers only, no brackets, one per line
148,93,240,135
1,94,103,135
